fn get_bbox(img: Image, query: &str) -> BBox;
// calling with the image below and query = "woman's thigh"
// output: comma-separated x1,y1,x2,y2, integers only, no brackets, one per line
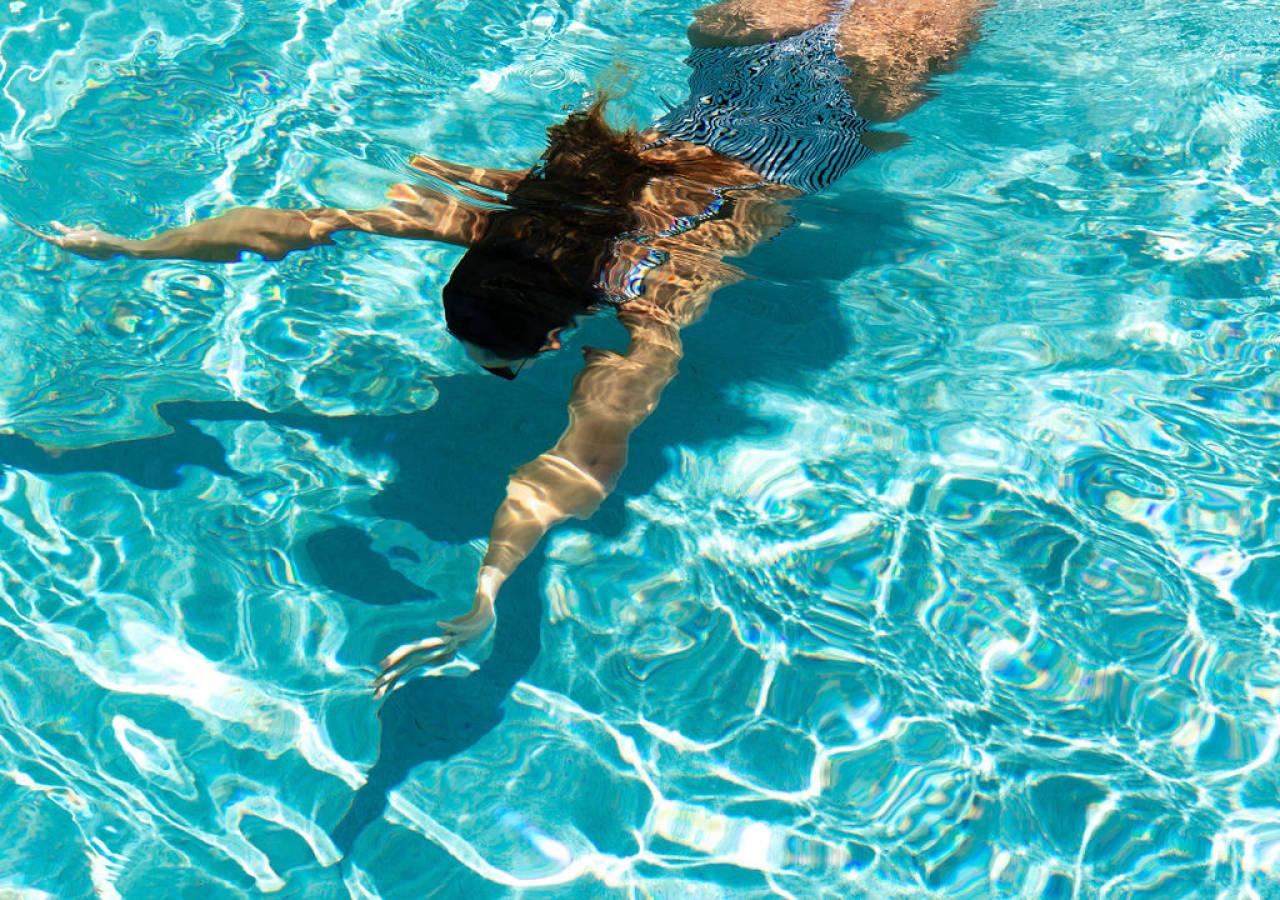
836,0,990,120
687,0,833,47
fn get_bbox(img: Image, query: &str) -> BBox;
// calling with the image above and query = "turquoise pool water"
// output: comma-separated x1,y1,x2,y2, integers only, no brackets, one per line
2,0,1279,896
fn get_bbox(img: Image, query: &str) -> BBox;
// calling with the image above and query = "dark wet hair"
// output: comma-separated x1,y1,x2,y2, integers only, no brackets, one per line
443,98,673,366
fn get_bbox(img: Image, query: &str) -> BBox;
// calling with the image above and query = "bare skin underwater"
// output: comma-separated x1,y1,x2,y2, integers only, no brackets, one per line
26,0,986,696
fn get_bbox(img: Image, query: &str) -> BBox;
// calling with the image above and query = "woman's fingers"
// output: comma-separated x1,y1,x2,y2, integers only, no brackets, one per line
12,220,47,241
21,221,130,259
372,635,461,699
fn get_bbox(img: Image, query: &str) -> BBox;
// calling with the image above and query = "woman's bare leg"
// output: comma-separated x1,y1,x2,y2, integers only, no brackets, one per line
837,0,990,121
688,0,834,47
689,0,989,121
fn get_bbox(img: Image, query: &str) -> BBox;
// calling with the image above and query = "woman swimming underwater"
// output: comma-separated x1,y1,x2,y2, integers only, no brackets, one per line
30,0,986,695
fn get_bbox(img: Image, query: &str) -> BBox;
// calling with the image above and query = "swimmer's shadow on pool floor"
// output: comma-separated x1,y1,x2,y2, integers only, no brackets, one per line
0,185,913,549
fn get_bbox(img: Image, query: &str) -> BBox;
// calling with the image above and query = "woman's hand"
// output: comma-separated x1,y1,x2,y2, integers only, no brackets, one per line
372,574,500,699
20,221,136,259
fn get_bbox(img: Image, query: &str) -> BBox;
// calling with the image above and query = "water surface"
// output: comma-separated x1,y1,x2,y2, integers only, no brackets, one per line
1,0,1278,896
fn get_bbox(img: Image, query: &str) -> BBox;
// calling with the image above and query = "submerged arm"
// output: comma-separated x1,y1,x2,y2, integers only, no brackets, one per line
408,154,525,195
482,316,683,592
375,315,684,695
26,177,508,262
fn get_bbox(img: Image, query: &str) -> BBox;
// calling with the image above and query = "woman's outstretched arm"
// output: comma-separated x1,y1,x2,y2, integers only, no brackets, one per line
28,196,486,262
23,165,519,262
374,314,684,696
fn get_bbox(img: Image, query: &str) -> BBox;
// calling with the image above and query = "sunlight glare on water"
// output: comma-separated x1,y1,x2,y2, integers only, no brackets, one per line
1,0,1279,896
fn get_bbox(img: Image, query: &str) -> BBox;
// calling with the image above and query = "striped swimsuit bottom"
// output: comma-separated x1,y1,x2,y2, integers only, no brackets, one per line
596,7,869,306
651,9,871,195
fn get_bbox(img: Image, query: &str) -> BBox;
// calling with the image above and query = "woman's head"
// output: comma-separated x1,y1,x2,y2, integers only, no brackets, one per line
442,97,673,378
442,245,584,374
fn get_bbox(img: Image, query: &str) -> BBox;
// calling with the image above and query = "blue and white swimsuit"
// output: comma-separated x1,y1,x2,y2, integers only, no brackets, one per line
652,1,871,194
595,4,869,305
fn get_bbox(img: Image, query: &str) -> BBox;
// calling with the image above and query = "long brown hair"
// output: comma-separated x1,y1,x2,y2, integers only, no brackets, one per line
442,98,675,365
